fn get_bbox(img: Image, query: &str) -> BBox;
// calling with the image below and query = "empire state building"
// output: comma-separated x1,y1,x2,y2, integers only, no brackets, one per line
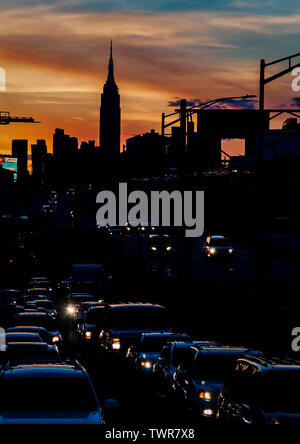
100,41,121,162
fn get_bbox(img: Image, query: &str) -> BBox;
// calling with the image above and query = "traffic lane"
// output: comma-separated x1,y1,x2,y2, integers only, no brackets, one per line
75,347,189,424
111,233,254,281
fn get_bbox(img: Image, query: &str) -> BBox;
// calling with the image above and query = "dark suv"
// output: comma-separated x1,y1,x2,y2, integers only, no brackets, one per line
173,345,262,420
76,305,107,344
218,356,300,424
99,304,171,353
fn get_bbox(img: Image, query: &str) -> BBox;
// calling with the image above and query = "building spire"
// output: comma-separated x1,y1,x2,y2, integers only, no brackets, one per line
106,39,115,85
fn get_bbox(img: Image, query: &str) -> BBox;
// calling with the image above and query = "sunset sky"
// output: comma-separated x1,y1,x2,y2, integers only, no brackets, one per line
0,0,300,156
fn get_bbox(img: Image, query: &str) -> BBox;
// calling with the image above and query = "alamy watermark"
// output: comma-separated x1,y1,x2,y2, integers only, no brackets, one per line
0,67,6,92
96,183,204,238
0,328,6,351
291,68,300,92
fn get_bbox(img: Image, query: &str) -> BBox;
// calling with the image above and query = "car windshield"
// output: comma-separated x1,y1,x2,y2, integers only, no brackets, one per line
108,308,169,329
85,308,105,324
141,336,187,352
260,370,300,413
210,239,230,247
150,237,170,246
0,377,98,412
6,335,42,343
193,354,239,380
34,301,53,309
13,316,57,331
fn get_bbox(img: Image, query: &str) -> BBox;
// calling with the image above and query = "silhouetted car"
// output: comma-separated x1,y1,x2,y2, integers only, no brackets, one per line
42,205,53,216
127,333,192,374
65,294,97,317
203,236,234,260
99,304,172,353
27,280,51,289
148,235,173,258
30,300,57,318
0,343,59,363
12,312,62,345
218,356,300,424
6,327,52,345
26,288,52,299
76,305,107,344
153,341,219,396
5,333,43,344
173,346,262,420
67,188,76,197
0,361,108,424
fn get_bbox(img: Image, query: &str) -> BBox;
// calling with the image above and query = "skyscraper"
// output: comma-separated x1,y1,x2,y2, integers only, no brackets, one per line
100,41,121,164
12,139,28,181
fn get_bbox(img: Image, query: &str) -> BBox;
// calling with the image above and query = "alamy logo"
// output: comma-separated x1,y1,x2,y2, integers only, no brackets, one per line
0,68,6,92
0,327,6,351
292,68,300,92
96,183,204,238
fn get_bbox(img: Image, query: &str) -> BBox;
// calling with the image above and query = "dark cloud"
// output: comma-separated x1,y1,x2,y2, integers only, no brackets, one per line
291,97,300,107
169,97,258,109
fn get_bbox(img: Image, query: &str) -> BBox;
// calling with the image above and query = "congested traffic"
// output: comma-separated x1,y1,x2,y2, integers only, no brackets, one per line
0,270,300,424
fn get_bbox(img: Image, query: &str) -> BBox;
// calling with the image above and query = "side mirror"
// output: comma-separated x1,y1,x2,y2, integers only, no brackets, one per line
103,399,120,423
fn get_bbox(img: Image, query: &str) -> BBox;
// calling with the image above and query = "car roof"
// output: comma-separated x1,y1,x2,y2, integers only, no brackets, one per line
2,361,84,379
196,346,259,355
6,326,48,333
238,356,300,371
14,312,51,318
5,333,41,338
109,303,165,310
141,333,189,339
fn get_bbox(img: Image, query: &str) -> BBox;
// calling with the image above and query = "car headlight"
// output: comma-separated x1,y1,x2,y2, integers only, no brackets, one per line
166,246,172,251
209,248,216,254
52,336,60,343
151,247,157,251
85,331,92,340
203,409,214,417
228,249,233,254
199,391,213,401
112,338,121,350
67,305,76,315
141,361,152,369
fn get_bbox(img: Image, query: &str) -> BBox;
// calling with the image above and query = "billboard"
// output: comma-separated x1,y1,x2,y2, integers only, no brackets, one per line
0,156,18,181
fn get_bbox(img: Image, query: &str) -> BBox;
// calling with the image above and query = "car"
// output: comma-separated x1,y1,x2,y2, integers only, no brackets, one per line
27,280,51,289
6,327,53,345
67,188,76,197
26,288,51,299
12,312,62,345
0,343,59,363
107,226,123,237
48,198,58,207
0,361,114,424
30,300,57,318
49,191,58,200
99,304,172,353
153,341,219,396
173,345,263,420
76,305,107,344
148,235,173,258
42,205,53,216
127,333,192,374
65,294,98,317
218,356,300,424
4,333,43,344
203,235,234,260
